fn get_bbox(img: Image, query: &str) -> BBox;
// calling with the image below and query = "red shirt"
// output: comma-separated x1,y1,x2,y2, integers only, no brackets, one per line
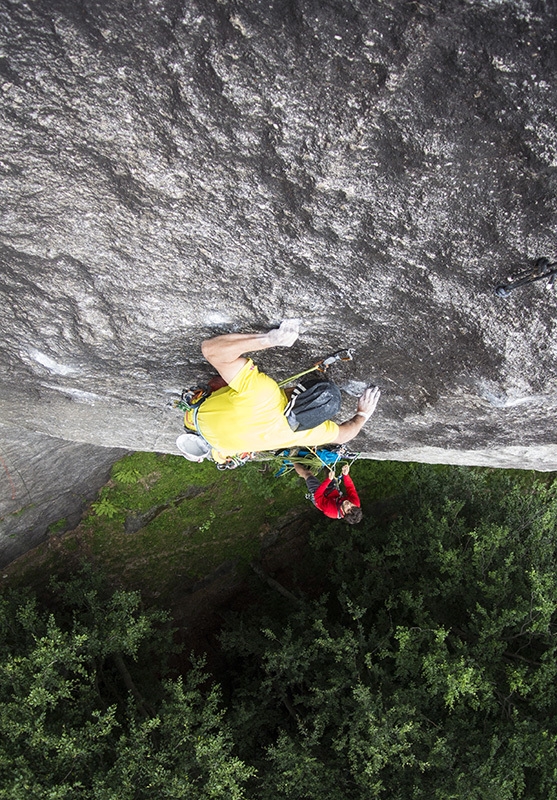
313,474,360,519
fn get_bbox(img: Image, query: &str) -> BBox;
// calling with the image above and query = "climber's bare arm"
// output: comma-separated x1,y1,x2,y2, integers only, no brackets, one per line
201,319,300,384
332,386,381,444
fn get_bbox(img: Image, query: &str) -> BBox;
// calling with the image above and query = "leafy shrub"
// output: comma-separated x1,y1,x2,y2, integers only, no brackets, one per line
113,465,142,485
91,497,119,518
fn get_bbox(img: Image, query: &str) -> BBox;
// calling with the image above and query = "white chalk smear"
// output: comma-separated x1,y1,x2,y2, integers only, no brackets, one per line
41,383,104,405
339,380,369,397
28,348,79,376
481,390,549,408
205,312,232,325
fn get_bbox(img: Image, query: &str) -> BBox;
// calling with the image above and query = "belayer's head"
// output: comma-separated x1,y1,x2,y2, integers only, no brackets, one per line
341,500,363,525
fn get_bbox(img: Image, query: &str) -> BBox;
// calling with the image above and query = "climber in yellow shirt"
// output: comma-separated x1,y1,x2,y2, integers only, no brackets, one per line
182,320,380,461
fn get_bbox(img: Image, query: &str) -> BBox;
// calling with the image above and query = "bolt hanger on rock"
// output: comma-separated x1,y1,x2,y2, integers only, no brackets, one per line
495,257,557,297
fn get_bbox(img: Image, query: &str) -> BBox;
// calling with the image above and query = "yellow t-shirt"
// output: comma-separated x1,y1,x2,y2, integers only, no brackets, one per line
186,359,339,458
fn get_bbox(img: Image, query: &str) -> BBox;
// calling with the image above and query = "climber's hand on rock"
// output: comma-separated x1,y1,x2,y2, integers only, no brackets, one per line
357,386,380,421
266,319,300,347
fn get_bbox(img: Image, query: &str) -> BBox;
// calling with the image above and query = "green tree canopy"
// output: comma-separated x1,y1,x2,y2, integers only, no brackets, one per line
0,568,253,799
220,465,557,799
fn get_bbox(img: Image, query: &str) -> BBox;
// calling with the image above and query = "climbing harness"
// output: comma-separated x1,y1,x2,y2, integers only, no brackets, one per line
174,385,211,413
308,444,361,482
272,444,361,479
495,257,557,297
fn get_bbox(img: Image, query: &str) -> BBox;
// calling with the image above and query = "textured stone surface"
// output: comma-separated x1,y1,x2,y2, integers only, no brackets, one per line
0,424,124,566
2,0,557,520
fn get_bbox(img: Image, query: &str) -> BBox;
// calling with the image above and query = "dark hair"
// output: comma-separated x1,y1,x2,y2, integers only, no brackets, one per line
343,506,363,525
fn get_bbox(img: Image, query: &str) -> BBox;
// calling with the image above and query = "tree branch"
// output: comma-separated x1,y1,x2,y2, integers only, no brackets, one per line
113,653,155,718
250,561,301,605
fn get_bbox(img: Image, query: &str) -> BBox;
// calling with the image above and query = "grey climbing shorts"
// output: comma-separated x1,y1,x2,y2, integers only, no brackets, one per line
305,475,321,500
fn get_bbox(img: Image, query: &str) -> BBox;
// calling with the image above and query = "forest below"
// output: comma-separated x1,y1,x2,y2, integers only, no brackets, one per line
1,456,557,799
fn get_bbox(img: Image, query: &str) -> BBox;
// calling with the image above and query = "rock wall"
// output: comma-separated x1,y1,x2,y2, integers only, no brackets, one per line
0,424,124,567
1,0,557,519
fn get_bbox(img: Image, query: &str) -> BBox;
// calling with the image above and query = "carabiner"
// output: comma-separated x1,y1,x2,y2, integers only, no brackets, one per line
319,349,355,369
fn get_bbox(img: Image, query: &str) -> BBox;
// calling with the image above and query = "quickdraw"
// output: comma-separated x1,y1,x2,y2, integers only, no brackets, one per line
216,453,254,470
495,257,557,297
277,349,354,387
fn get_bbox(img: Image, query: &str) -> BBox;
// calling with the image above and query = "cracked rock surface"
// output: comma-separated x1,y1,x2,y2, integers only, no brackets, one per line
1,0,557,556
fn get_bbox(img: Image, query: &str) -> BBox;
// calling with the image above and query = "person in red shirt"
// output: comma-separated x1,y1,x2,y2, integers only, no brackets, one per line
293,462,362,524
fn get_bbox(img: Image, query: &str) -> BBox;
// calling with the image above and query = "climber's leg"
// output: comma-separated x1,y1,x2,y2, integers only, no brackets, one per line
201,320,300,384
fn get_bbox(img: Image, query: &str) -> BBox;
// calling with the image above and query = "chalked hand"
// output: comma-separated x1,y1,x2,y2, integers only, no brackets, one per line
356,386,381,421
266,319,300,347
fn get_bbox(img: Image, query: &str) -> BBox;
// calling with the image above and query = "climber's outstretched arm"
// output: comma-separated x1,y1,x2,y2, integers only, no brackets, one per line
201,319,300,384
332,386,381,444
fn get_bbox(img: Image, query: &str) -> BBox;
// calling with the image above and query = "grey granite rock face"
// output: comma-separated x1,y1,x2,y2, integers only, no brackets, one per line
1,0,557,478
0,424,124,567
